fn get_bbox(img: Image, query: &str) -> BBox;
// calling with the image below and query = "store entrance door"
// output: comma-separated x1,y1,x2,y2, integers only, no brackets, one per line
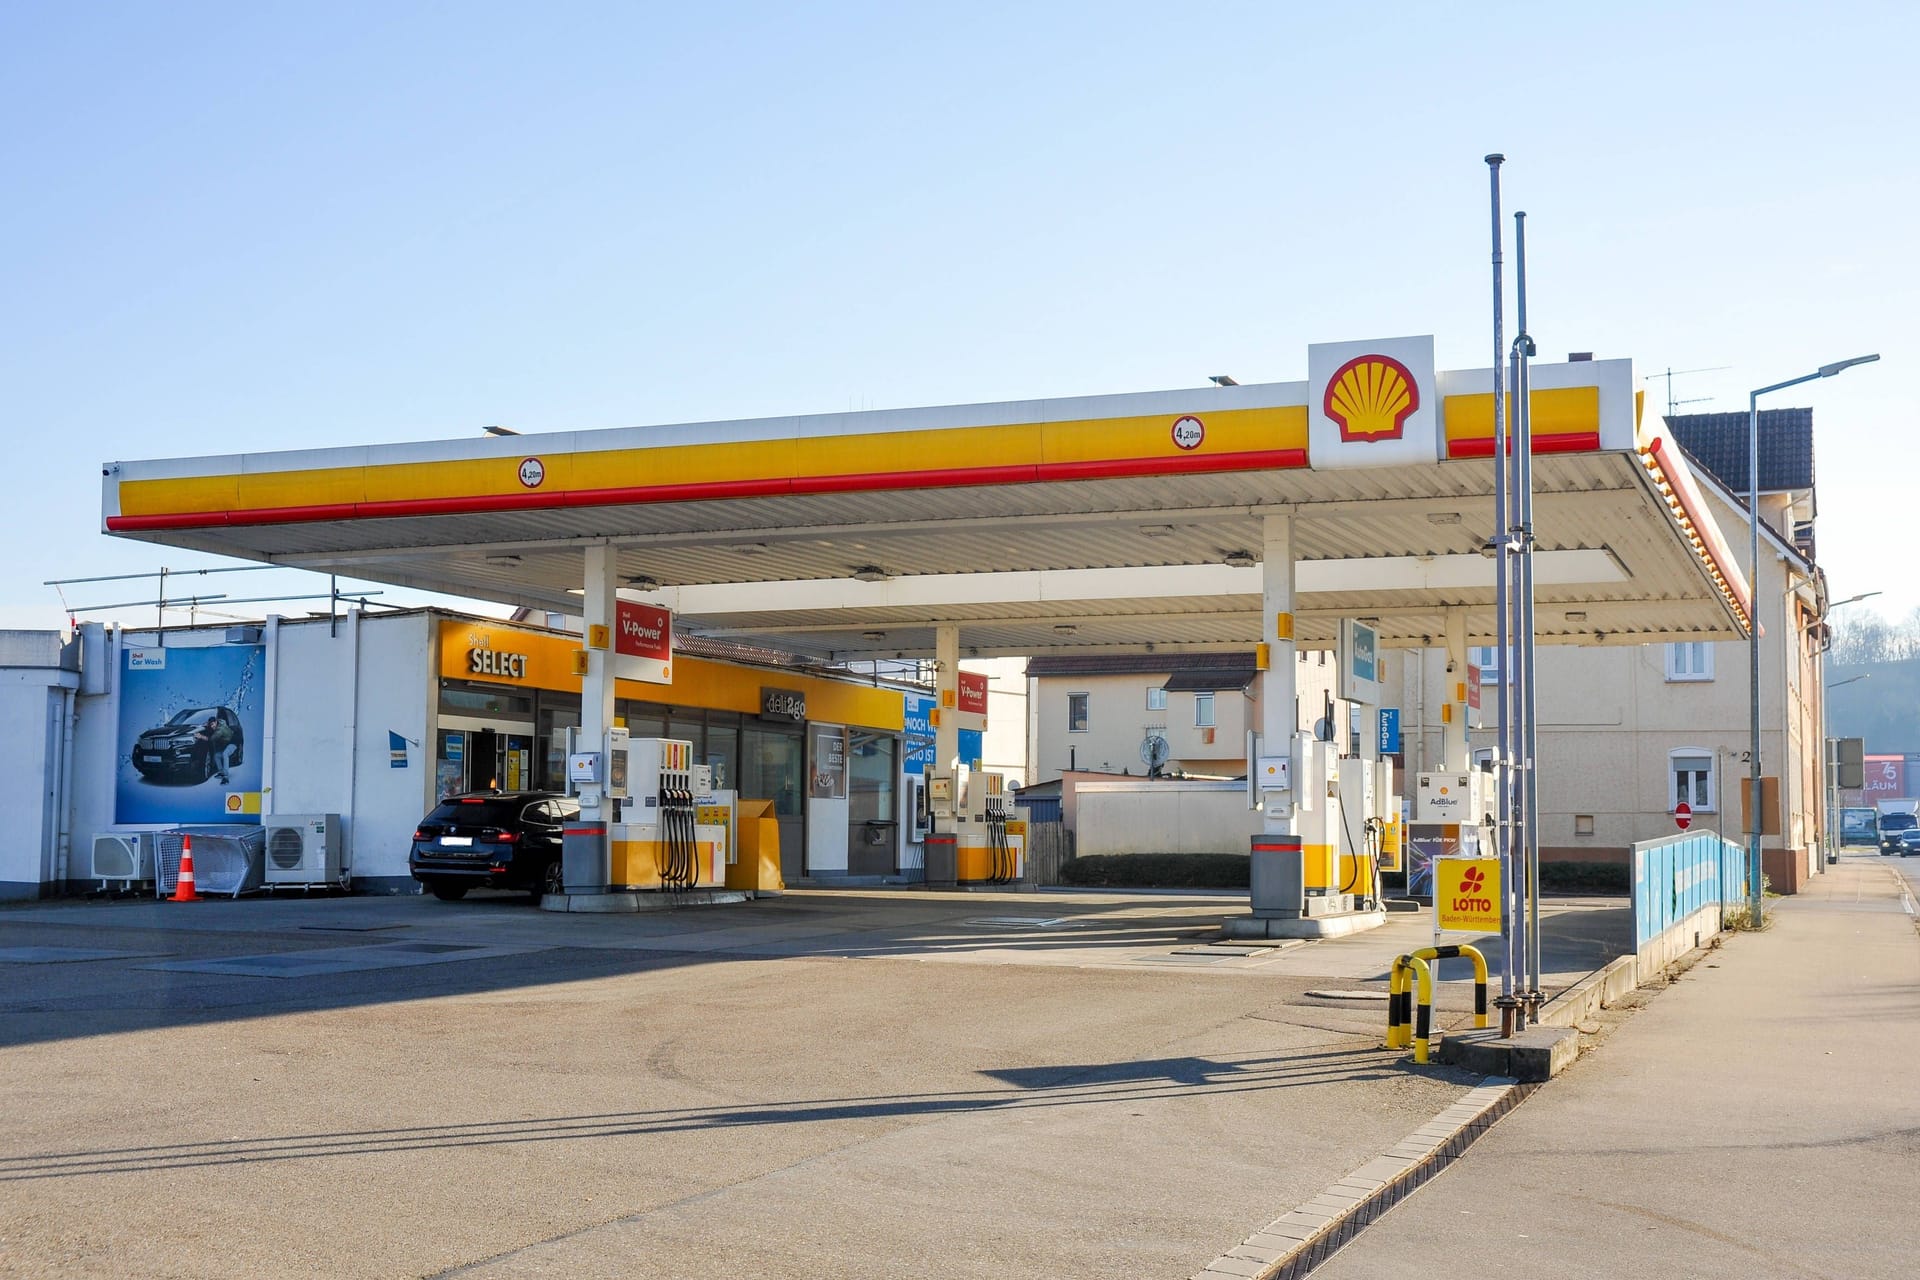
439,716,536,796
743,722,806,880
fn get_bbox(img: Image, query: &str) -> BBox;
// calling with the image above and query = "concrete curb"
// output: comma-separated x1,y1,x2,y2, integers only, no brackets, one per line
1192,1076,1527,1280
539,889,753,913
1533,952,1638,1028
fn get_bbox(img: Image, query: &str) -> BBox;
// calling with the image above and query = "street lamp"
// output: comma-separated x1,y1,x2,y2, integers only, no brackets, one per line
1817,592,1879,865
1825,673,1871,862
1747,354,1879,922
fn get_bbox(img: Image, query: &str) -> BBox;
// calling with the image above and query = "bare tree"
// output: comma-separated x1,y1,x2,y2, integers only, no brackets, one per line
1830,609,1920,664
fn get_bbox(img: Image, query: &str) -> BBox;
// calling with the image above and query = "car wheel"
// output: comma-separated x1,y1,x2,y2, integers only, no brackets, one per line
536,858,565,901
429,882,470,901
200,749,216,783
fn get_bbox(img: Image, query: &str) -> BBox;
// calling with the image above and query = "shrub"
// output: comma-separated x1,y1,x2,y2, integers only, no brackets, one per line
1059,853,1249,889
1536,861,1630,894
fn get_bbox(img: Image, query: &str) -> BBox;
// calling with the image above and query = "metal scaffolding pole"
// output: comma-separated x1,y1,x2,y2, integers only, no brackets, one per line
1485,154,1518,1022
1515,210,1543,1011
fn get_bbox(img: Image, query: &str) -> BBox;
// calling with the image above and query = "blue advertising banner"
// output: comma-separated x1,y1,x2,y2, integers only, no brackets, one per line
1377,708,1401,755
389,731,409,769
903,694,982,774
116,643,266,825
905,695,934,774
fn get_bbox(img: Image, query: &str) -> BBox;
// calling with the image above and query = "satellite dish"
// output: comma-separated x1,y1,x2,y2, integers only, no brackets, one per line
1140,735,1170,771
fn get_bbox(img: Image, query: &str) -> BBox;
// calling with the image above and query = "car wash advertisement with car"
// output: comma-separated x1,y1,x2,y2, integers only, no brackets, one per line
117,642,265,825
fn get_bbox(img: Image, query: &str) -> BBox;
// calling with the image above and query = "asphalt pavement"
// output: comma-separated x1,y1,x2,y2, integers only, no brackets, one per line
0,885,1625,1279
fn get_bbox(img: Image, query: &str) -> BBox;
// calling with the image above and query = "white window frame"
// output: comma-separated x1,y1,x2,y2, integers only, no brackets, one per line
1146,686,1167,712
1194,692,1215,728
1666,642,1714,682
1469,645,1513,684
1066,692,1089,733
1669,748,1716,812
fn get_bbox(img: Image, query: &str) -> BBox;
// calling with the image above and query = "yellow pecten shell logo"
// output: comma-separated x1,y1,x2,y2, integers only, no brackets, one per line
1324,354,1420,442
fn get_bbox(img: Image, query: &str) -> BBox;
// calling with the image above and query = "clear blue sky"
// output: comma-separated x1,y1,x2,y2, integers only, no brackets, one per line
4,2,1913,631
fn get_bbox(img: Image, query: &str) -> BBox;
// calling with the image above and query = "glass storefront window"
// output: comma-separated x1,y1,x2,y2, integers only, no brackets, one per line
440,685,535,717
622,702,668,741
669,713,705,757
706,719,739,792
537,697,580,793
848,730,897,824
742,724,804,817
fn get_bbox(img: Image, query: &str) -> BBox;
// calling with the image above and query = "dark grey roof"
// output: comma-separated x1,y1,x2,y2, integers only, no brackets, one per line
1162,667,1257,691
1025,651,1257,679
1665,408,1814,494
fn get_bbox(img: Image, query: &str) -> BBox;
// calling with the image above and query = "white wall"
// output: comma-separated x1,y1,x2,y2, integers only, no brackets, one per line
0,632,77,896
1074,781,1261,855
265,612,433,887
971,657,1029,784
65,613,437,893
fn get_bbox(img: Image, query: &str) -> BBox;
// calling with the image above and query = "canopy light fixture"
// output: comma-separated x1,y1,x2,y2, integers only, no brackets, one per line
725,542,770,555
1223,550,1257,569
483,554,522,566
851,566,891,583
861,630,887,641
624,575,660,591
1564,610,1587,622
1139,524,1176,538
1053,624,1078,635
1426,512,1463,525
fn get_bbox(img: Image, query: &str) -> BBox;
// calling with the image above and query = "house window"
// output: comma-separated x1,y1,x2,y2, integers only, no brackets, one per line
1067,693,1089,733
1146,686,1167,711
1666,642,1714,682
1670,749,1715,811
1194,692,1215,728
1469,645,1512,683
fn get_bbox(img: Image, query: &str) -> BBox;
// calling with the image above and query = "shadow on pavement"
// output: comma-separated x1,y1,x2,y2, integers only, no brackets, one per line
1,1046,1409,1182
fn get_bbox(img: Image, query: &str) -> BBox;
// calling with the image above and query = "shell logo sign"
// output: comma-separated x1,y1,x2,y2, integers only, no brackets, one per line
1307,335,1437,470
1324,354,1420,442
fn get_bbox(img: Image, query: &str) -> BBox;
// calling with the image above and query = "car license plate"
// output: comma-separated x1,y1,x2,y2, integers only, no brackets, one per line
143,754,163,763
440,836,472,847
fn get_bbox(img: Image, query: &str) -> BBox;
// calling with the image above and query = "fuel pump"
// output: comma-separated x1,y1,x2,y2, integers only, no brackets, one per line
603,739,725,891
956,771,1023,886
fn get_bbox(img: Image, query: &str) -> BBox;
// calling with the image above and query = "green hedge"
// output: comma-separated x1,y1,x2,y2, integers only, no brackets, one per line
1537,860,1630,894
1059,853,1250,889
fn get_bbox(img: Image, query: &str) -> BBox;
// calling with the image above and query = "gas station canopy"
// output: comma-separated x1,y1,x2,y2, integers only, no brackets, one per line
102,339,1749,659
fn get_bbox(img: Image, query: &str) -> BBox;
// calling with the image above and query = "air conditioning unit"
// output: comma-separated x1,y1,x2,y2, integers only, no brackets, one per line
91,831,163,884
262,814,347,888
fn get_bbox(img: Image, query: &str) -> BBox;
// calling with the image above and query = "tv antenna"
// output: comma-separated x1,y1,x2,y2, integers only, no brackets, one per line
1645,365,1732,418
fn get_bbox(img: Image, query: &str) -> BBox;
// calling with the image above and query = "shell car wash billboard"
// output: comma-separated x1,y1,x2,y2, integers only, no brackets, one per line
1862,755,1906,799
117,643,266,825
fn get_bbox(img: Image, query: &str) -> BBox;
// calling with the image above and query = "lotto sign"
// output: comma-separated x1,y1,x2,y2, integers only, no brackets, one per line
1435,858,1502,933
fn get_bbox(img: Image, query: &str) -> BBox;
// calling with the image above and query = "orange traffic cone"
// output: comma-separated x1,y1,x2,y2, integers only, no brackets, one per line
171,834,200,902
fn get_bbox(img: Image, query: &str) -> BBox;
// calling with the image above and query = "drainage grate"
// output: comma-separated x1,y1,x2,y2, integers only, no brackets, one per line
0,947,166,964
958,916,1083,931
139,942,538,979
